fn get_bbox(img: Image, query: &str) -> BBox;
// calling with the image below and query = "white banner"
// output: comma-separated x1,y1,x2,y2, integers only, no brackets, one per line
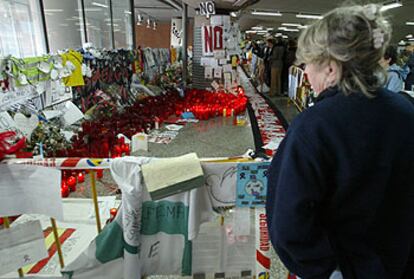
171,18,183,47
255,208,271,279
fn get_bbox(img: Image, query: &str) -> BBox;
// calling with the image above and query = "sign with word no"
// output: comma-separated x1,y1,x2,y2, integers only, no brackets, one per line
199,1,215,16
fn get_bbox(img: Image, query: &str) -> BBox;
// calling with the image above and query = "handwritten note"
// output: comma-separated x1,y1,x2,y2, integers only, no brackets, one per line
0,221,48,276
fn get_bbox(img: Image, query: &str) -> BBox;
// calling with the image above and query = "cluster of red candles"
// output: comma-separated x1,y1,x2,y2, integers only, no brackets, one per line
60,169,103,197
54,88,247,158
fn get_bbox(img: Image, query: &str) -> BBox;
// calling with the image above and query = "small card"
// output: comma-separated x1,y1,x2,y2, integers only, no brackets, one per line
223,64,233,73
204,67,213,79
211,81,220,91
213,67,222,79
219,58,228,65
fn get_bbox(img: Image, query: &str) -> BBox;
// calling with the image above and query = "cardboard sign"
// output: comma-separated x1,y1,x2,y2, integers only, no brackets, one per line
199,1,215,16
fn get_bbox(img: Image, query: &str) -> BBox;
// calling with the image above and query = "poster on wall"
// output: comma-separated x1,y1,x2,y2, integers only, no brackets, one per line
171,18,183,47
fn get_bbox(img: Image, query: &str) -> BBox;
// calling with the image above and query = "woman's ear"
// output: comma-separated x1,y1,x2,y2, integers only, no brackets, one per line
327,60,340,86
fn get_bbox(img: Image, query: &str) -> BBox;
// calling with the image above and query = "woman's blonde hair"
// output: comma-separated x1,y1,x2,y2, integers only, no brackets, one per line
296,4,392,97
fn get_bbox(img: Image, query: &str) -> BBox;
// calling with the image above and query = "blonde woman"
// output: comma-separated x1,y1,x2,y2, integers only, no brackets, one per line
266,4,414,279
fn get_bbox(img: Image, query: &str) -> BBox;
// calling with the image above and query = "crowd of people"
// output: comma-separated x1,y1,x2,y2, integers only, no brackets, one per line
247,36,414,98
249,37,297,96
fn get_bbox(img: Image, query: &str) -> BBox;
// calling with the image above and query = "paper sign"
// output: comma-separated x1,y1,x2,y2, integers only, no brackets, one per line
204,67,213,79
0,112,16,131
210,15,222,26
62,130,75,141
0,221,48,276
0,164,63,220
233,207,251,236
219,58,228,65
211,81,220,91
132,132,148,152
214,50,226,59
88,196,117,220
236,162,270,208
214,67,223,79
224,72,232,90
62,101,84,126
262,137,284,150
14,113,39,137
223,64,233,73
43,110,63,120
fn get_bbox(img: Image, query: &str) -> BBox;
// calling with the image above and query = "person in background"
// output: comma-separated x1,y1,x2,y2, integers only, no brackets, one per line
266,4,414,279
380,45,407,92
405,45,414,91
267,37,285,96
283,39,298,94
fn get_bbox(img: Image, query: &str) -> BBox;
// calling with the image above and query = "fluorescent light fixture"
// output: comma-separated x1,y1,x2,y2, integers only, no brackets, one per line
230,12,238,17
409,38,414,41
282,23,302,27
399,40,407,45
278,27,287,30
283,28,300,32
124,10,132,15
407,22,414,25
251,10,282,17
380,1,402,12
246,30,257,34
276,32,283,36
91,2,109,8
251,26,264,30
296,13,323,19
299,25,308,29
407,34,413,39
282,35,288,39
44,9,64,12
267,28,274,31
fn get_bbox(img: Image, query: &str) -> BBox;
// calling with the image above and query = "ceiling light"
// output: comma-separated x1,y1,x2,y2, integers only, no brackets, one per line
44,9,64,12
282,35,288,39
296,14,323,19
153,21,157,30
251,26,263,30
91,2,109,8
380,0,402,12
299,25,308,29
278,27,287,30
146,18,151,28
282,23,302,27
399,40,407,45
230,12,238,17
124,10,132,15
407,34,413,39
409,38,414,41
246,30,257,34
407,22,414,25
283,28,300,32
275,32,283,36
267,28,274,31
251,10,282,17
